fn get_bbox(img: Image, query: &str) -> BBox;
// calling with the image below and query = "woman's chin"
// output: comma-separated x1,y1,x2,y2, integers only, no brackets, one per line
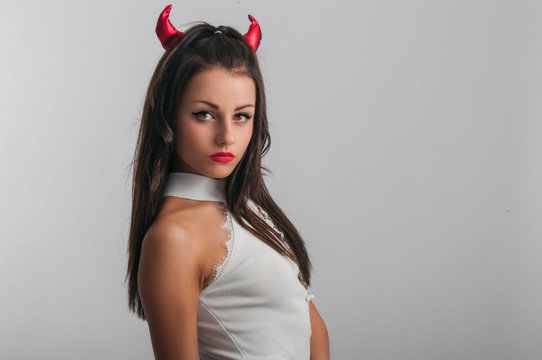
202,165,235,179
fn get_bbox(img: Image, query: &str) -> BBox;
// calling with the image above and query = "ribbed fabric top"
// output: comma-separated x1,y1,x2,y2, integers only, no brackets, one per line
162,171,314,360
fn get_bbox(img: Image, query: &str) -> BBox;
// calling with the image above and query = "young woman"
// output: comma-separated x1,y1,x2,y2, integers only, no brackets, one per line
126,5,329,359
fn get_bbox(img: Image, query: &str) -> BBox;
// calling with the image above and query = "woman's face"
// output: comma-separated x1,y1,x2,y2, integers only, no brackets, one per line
173,66,256,179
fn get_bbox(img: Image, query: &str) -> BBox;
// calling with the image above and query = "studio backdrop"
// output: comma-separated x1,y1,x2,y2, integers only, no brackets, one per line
1,0,541,359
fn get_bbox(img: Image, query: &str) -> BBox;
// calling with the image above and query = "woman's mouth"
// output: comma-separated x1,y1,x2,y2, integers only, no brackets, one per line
209,152,234,163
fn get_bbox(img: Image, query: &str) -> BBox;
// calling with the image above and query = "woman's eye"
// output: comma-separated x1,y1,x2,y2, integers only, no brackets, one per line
192,111,212,121
235,113,252,122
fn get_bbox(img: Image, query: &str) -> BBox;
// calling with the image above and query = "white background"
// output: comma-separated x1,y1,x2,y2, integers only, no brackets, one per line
1,0,541,359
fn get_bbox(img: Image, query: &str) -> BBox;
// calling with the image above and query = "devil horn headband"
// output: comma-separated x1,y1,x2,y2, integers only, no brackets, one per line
156,4,262,52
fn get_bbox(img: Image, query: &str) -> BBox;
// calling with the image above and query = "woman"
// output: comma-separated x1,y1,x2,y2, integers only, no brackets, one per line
126,5,329,359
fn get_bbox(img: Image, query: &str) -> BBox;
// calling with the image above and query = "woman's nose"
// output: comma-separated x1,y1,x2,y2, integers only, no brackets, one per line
215,118,235,146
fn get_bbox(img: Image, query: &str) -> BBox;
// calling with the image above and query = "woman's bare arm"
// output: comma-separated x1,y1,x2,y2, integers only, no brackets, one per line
138,222,203,360
309,301,330,360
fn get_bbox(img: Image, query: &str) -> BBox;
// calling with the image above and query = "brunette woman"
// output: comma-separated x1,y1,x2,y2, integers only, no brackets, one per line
126,5,329,359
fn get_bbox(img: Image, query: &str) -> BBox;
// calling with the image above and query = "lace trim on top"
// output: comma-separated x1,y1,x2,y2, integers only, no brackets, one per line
249,201,288,246
205,203,234,289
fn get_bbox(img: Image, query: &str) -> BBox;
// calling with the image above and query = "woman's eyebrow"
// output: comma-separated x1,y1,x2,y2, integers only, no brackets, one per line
192,100,254,111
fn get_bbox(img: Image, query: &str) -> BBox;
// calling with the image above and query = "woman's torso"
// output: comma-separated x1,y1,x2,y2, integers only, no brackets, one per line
158,172,313,359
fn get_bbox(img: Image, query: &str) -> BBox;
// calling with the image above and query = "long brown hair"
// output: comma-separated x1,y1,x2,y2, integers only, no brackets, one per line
126,22,312,320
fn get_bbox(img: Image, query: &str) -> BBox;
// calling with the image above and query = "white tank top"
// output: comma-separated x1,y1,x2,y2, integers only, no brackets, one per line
162,172,315,360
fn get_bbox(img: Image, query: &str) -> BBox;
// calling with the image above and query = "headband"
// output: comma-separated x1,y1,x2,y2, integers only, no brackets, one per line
156,4,262,52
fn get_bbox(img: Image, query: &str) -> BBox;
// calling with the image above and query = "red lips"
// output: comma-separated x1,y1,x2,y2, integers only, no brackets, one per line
209,152,234,163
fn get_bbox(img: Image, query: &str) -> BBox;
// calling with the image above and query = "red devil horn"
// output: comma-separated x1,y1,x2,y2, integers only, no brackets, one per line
243,15,262,52
156,4,183,51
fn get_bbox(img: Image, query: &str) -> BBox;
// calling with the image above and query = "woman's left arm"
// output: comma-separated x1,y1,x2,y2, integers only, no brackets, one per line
309,300,330,360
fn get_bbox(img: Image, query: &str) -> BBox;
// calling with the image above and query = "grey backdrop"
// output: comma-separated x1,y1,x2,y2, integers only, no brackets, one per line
1,0,541,359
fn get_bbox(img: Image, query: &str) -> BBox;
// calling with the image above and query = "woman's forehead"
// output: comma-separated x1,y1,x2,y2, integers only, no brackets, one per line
182,67,256,104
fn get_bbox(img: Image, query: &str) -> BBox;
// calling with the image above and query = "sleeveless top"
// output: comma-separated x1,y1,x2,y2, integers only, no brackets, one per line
162,172,315,360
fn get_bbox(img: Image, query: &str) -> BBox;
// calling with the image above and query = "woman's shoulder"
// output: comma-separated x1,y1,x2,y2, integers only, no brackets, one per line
142,211,206,270
146,199,220,253
144,199,233,289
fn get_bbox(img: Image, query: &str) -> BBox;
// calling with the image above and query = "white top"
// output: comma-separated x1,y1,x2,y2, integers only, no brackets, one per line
162,172,315,360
